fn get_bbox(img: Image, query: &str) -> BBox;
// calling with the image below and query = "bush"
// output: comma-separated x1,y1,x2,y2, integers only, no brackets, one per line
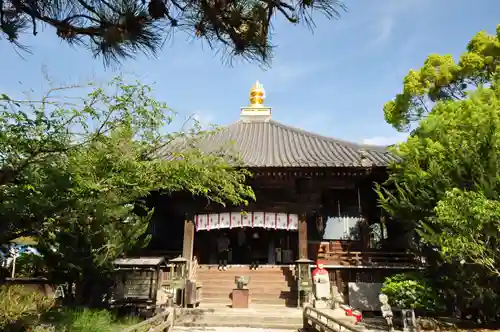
0,285,55,330
381,272,442,312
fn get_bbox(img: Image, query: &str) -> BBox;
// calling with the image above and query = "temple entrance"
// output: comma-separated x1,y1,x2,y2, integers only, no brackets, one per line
194,227,298,265
192,212,300,265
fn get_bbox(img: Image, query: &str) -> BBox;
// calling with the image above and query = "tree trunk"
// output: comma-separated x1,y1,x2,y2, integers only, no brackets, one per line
74,271,111,307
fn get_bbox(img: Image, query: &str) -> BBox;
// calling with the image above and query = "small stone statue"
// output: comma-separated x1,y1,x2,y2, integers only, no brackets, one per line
379,293,394,332
402,309,417,332
331,285,345,309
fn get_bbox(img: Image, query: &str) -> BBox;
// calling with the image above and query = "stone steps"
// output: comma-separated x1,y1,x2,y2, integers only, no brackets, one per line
202,296,298,306
202,284,292,292
172,326,301,332
203,286,297,298
175,307,304,329
201,279,291,286
173,306,358,330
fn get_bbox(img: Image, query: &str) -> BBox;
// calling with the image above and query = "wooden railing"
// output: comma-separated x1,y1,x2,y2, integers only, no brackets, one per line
309,241,418,267
120,308,175,332
303,306,363,332
317,251,417,267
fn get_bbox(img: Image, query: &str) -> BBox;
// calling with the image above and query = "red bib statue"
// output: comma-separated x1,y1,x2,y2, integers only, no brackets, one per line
312,260,329,284
311,260,331,308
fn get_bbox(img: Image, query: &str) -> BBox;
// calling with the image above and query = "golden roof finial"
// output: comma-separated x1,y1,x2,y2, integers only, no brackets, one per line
249,80,265,107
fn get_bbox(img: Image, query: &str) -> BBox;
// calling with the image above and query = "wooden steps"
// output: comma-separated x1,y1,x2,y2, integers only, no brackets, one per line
196,265,297,308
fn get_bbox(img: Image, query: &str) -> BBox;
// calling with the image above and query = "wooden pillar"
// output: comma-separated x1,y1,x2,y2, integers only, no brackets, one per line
298,213,308,259
357,184,370,249
182,218,195,260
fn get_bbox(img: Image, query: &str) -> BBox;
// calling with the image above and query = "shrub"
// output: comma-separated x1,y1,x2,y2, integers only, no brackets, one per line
67,309,115,332
381,272,442,312
45,308,140,332
0,285,55,330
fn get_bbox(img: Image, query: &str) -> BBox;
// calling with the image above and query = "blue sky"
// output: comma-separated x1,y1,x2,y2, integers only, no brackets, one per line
1,0,499,145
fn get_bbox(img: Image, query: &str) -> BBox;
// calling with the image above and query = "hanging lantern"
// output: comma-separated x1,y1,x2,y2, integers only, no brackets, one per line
316,215,324,234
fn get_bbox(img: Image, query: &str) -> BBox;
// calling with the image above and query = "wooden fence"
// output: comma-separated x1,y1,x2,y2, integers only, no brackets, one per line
302,306,364,332
120,308,175,332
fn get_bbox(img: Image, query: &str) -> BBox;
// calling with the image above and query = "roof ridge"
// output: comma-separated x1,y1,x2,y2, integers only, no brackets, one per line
265,119,389,152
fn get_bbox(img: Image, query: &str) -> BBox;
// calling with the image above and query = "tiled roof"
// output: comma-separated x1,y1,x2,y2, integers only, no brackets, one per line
156,120,396,168
114,257,166,266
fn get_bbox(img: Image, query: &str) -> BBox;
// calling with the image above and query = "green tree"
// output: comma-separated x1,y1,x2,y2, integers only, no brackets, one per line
379,84,500,267
378,24,500,319
429,189,500,277
0,0,345,64
0,78,254,304
378,83,500,320
383,24,500,132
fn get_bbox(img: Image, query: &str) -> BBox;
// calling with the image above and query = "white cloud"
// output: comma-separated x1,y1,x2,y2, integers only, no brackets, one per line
363,133,408,146
371,17,395,47
368,0,430,48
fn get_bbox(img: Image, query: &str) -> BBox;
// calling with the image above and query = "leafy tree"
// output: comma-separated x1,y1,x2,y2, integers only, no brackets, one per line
0,77,254,304
378,82,500,319
0,0,345,64
379,82,500,257
379,83,500,266
379,24,500,320
383,24,500,131
427,188,500,277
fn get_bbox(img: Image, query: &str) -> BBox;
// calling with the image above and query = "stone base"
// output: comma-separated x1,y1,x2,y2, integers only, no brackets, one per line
313,299,330,309
231,289,249,309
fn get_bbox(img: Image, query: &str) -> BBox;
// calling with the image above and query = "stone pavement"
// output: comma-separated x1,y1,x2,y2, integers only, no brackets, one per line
172,326,387,332
173,328,299,332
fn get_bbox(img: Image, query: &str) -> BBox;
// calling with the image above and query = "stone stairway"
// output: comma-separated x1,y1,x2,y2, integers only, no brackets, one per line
173,306,360,330
175,306,304,330
175,265,360,330
172,327,301,332
195,265,298,308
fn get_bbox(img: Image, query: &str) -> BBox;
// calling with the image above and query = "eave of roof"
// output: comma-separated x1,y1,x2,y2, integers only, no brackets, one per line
156,119,397,168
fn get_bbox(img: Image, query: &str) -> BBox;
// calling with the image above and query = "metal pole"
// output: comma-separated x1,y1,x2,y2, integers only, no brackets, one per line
11,255,16,278
357,187,362,215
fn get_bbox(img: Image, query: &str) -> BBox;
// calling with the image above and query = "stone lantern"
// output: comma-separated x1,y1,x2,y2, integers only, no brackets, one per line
168,256,188,306
295,258,313,307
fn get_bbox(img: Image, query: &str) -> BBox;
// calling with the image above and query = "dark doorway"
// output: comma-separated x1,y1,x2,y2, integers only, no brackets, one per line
193,227,298,265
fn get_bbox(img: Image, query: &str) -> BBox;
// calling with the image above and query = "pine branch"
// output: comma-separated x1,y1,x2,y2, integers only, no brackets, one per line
0,0,345,65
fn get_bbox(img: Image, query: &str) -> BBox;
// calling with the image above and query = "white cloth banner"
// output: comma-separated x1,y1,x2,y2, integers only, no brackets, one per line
276,213,288,229
288,214,299,230
230,213,243,228
219,212,231,228
195,212,299,231
242,213,252,227
253,212,264,227
209,213,219,229
264,213,276,228
195,214,209,231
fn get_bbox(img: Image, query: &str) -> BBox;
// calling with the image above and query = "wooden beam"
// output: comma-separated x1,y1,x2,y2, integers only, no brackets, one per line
182,219,195,261
298,213,308,259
